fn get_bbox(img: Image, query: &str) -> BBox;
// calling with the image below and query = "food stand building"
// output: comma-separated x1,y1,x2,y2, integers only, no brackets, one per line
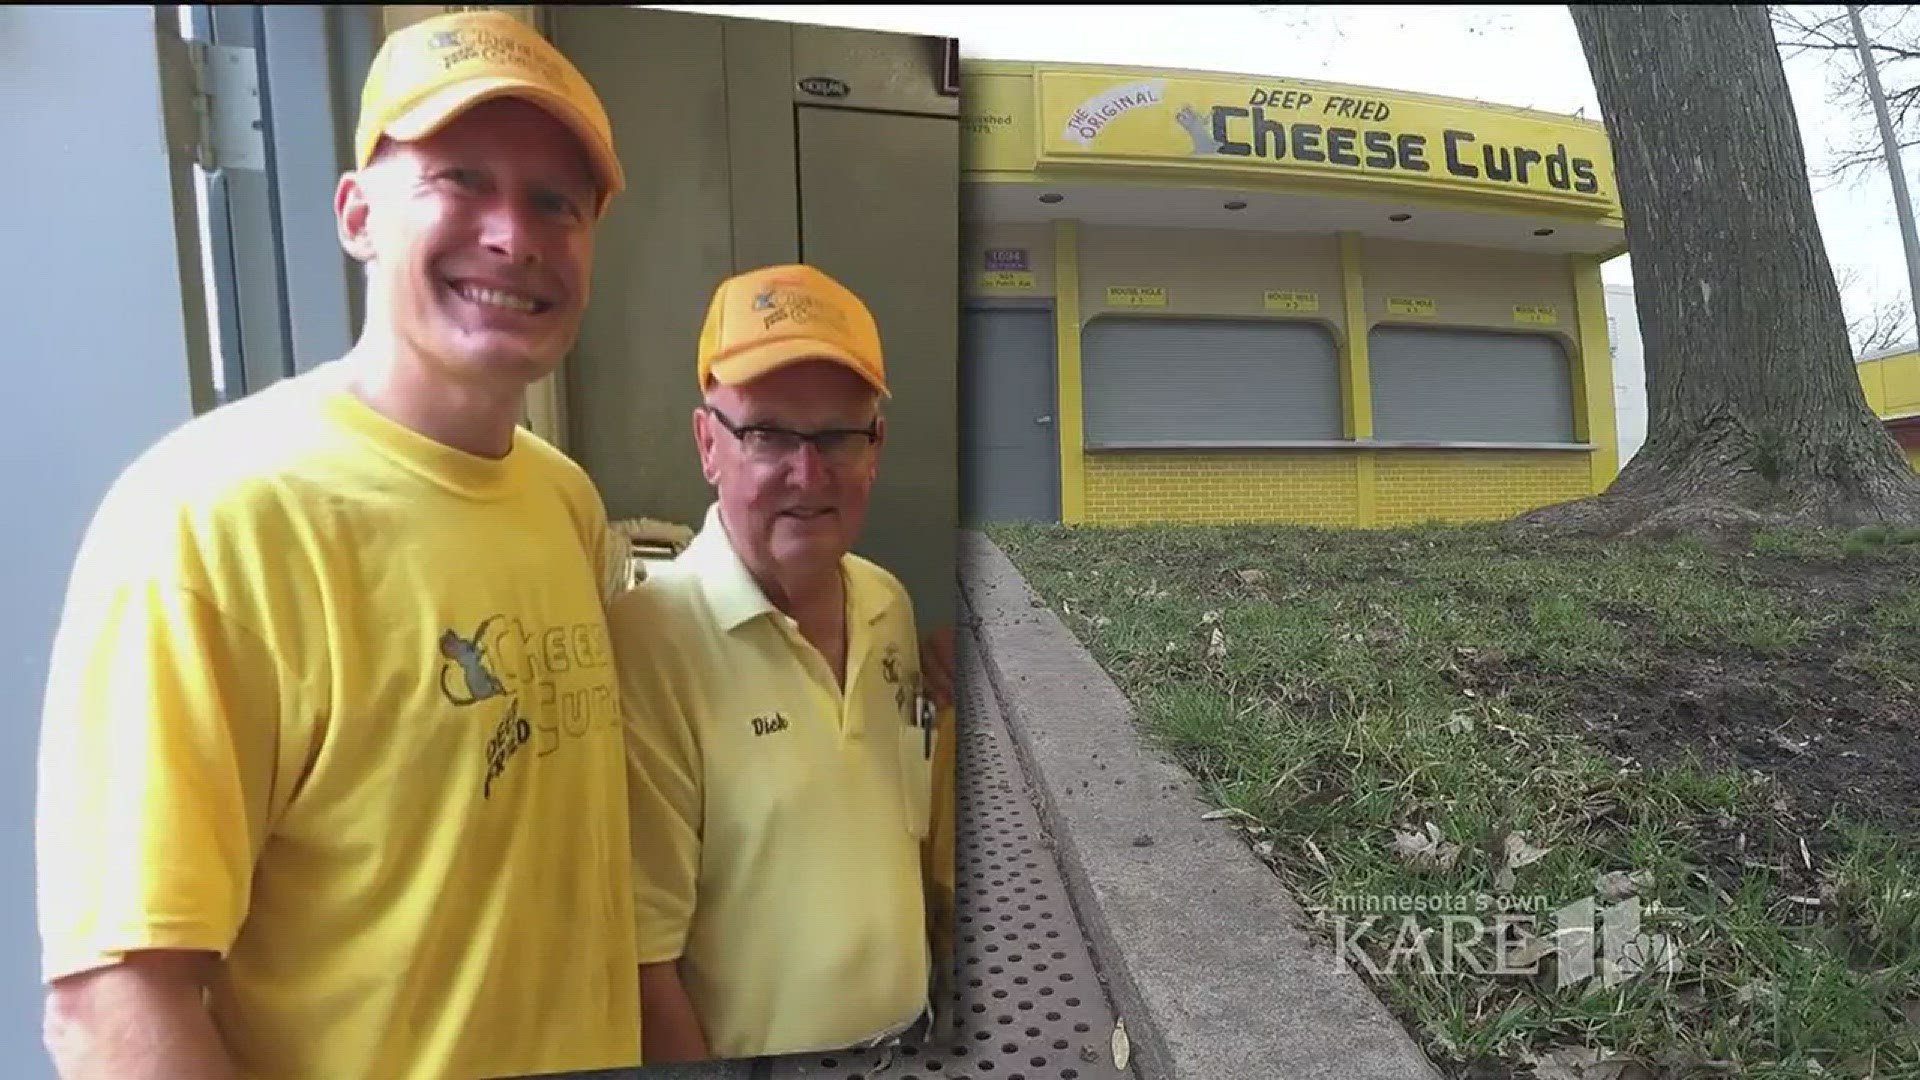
958,60,1629,527
1859,345,1920,471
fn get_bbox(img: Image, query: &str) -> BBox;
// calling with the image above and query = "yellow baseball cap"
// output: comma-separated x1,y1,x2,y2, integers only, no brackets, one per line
355,10,625,215
697,265,889,397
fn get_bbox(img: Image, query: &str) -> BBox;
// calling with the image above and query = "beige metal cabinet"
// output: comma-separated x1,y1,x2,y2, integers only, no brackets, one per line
550,8,960,626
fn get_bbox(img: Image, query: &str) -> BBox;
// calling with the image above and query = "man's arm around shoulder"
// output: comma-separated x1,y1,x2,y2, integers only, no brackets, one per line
46,950,239,1080
638,961,709,1063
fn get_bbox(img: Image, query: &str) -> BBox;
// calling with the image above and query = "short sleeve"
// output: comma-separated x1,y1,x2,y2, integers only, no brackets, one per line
37,514,285,984
601,523,633,606
611,588,702,965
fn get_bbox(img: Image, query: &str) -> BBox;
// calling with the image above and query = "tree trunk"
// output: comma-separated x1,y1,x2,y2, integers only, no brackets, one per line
1516,5,1920,538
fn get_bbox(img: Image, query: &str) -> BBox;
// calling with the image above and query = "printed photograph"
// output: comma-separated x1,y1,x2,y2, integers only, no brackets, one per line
22,4,957,1078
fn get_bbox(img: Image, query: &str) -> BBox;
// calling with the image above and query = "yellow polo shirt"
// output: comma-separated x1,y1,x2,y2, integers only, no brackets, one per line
615,505,933,1059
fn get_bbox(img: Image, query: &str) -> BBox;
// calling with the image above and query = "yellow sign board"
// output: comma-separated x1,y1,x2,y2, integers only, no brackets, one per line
1108,286,1167,307
961,73,1039,172
1513,304,1559,326
978,271,1036,291
1263,290,1321,313
1037,71,1617,214
1386,296,1436,317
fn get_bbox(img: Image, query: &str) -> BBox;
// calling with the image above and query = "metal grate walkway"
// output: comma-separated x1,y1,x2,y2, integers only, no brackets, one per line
764,629,1137,1080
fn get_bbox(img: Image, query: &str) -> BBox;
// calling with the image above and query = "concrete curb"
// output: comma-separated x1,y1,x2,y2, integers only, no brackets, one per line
959,532,1445,1080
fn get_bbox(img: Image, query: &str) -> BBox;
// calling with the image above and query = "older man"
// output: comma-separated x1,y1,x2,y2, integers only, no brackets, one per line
616,264,939,1062
36,12,641,1080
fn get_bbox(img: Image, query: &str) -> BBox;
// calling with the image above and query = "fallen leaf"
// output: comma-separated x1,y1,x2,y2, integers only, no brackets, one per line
1235,569,1267,585
1391,822,1461,870
1253,839,1275,860
1504,832,1553,869
1520,1045,1644,1080
1111,1020,1131,1070
1207,627,1229,659
1200,807,1260,824
1092,615,1112,629
1444,711,1475,735
1734,980,1777,1006
1595,869,1652,903
1494,866,1517,894
1200,609,1222,626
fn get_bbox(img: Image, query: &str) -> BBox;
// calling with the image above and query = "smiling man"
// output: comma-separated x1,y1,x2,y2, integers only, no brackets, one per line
615,264,939,1062
36,11,642,1080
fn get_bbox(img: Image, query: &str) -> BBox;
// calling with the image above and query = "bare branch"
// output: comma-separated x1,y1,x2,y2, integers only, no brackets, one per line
1771,3,1858,58
1848,294,1916,355
1828,135,1920,170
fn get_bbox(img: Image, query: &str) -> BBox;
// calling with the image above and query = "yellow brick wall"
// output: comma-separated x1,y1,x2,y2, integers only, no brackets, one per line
1374,451,1591,525
1084,452,1359,525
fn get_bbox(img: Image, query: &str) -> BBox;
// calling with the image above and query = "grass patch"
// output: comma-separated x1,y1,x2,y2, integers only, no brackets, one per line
989,521,1920,1077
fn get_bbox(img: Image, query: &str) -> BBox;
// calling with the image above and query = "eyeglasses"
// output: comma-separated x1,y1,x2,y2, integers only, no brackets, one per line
701,405,879,465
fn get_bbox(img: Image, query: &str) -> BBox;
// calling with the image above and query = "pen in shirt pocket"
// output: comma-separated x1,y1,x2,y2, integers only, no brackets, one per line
912,691,935,759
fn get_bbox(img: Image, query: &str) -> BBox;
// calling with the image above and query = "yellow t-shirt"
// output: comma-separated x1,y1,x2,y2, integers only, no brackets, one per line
616,505,933,1060
36,362,640,1080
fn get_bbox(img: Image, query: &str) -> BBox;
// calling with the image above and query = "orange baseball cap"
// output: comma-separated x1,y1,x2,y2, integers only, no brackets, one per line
355,10,625,216
697,265,889,397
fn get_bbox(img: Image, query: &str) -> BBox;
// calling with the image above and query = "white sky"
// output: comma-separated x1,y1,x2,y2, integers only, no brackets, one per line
655,3,1917,344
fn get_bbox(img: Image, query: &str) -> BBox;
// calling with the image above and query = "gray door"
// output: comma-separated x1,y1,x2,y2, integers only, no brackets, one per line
797,105,960,628
961,308,1059,524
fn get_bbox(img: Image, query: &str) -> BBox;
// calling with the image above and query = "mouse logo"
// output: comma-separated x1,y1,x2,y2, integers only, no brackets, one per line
439,616,507,707
1174,105,1221,156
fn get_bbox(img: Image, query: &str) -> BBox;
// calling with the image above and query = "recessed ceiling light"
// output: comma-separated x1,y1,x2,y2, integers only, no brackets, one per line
1224,200,1248,211
1038,192,1065,204
1388,212,1412,223
1533,227,1556,237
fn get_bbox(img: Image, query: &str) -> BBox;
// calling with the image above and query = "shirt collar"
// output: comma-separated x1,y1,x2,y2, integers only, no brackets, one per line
679,503,897,634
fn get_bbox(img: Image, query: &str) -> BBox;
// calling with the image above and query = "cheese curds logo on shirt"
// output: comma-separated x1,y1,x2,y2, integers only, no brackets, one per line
882,643,934,760
436,613,619,799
